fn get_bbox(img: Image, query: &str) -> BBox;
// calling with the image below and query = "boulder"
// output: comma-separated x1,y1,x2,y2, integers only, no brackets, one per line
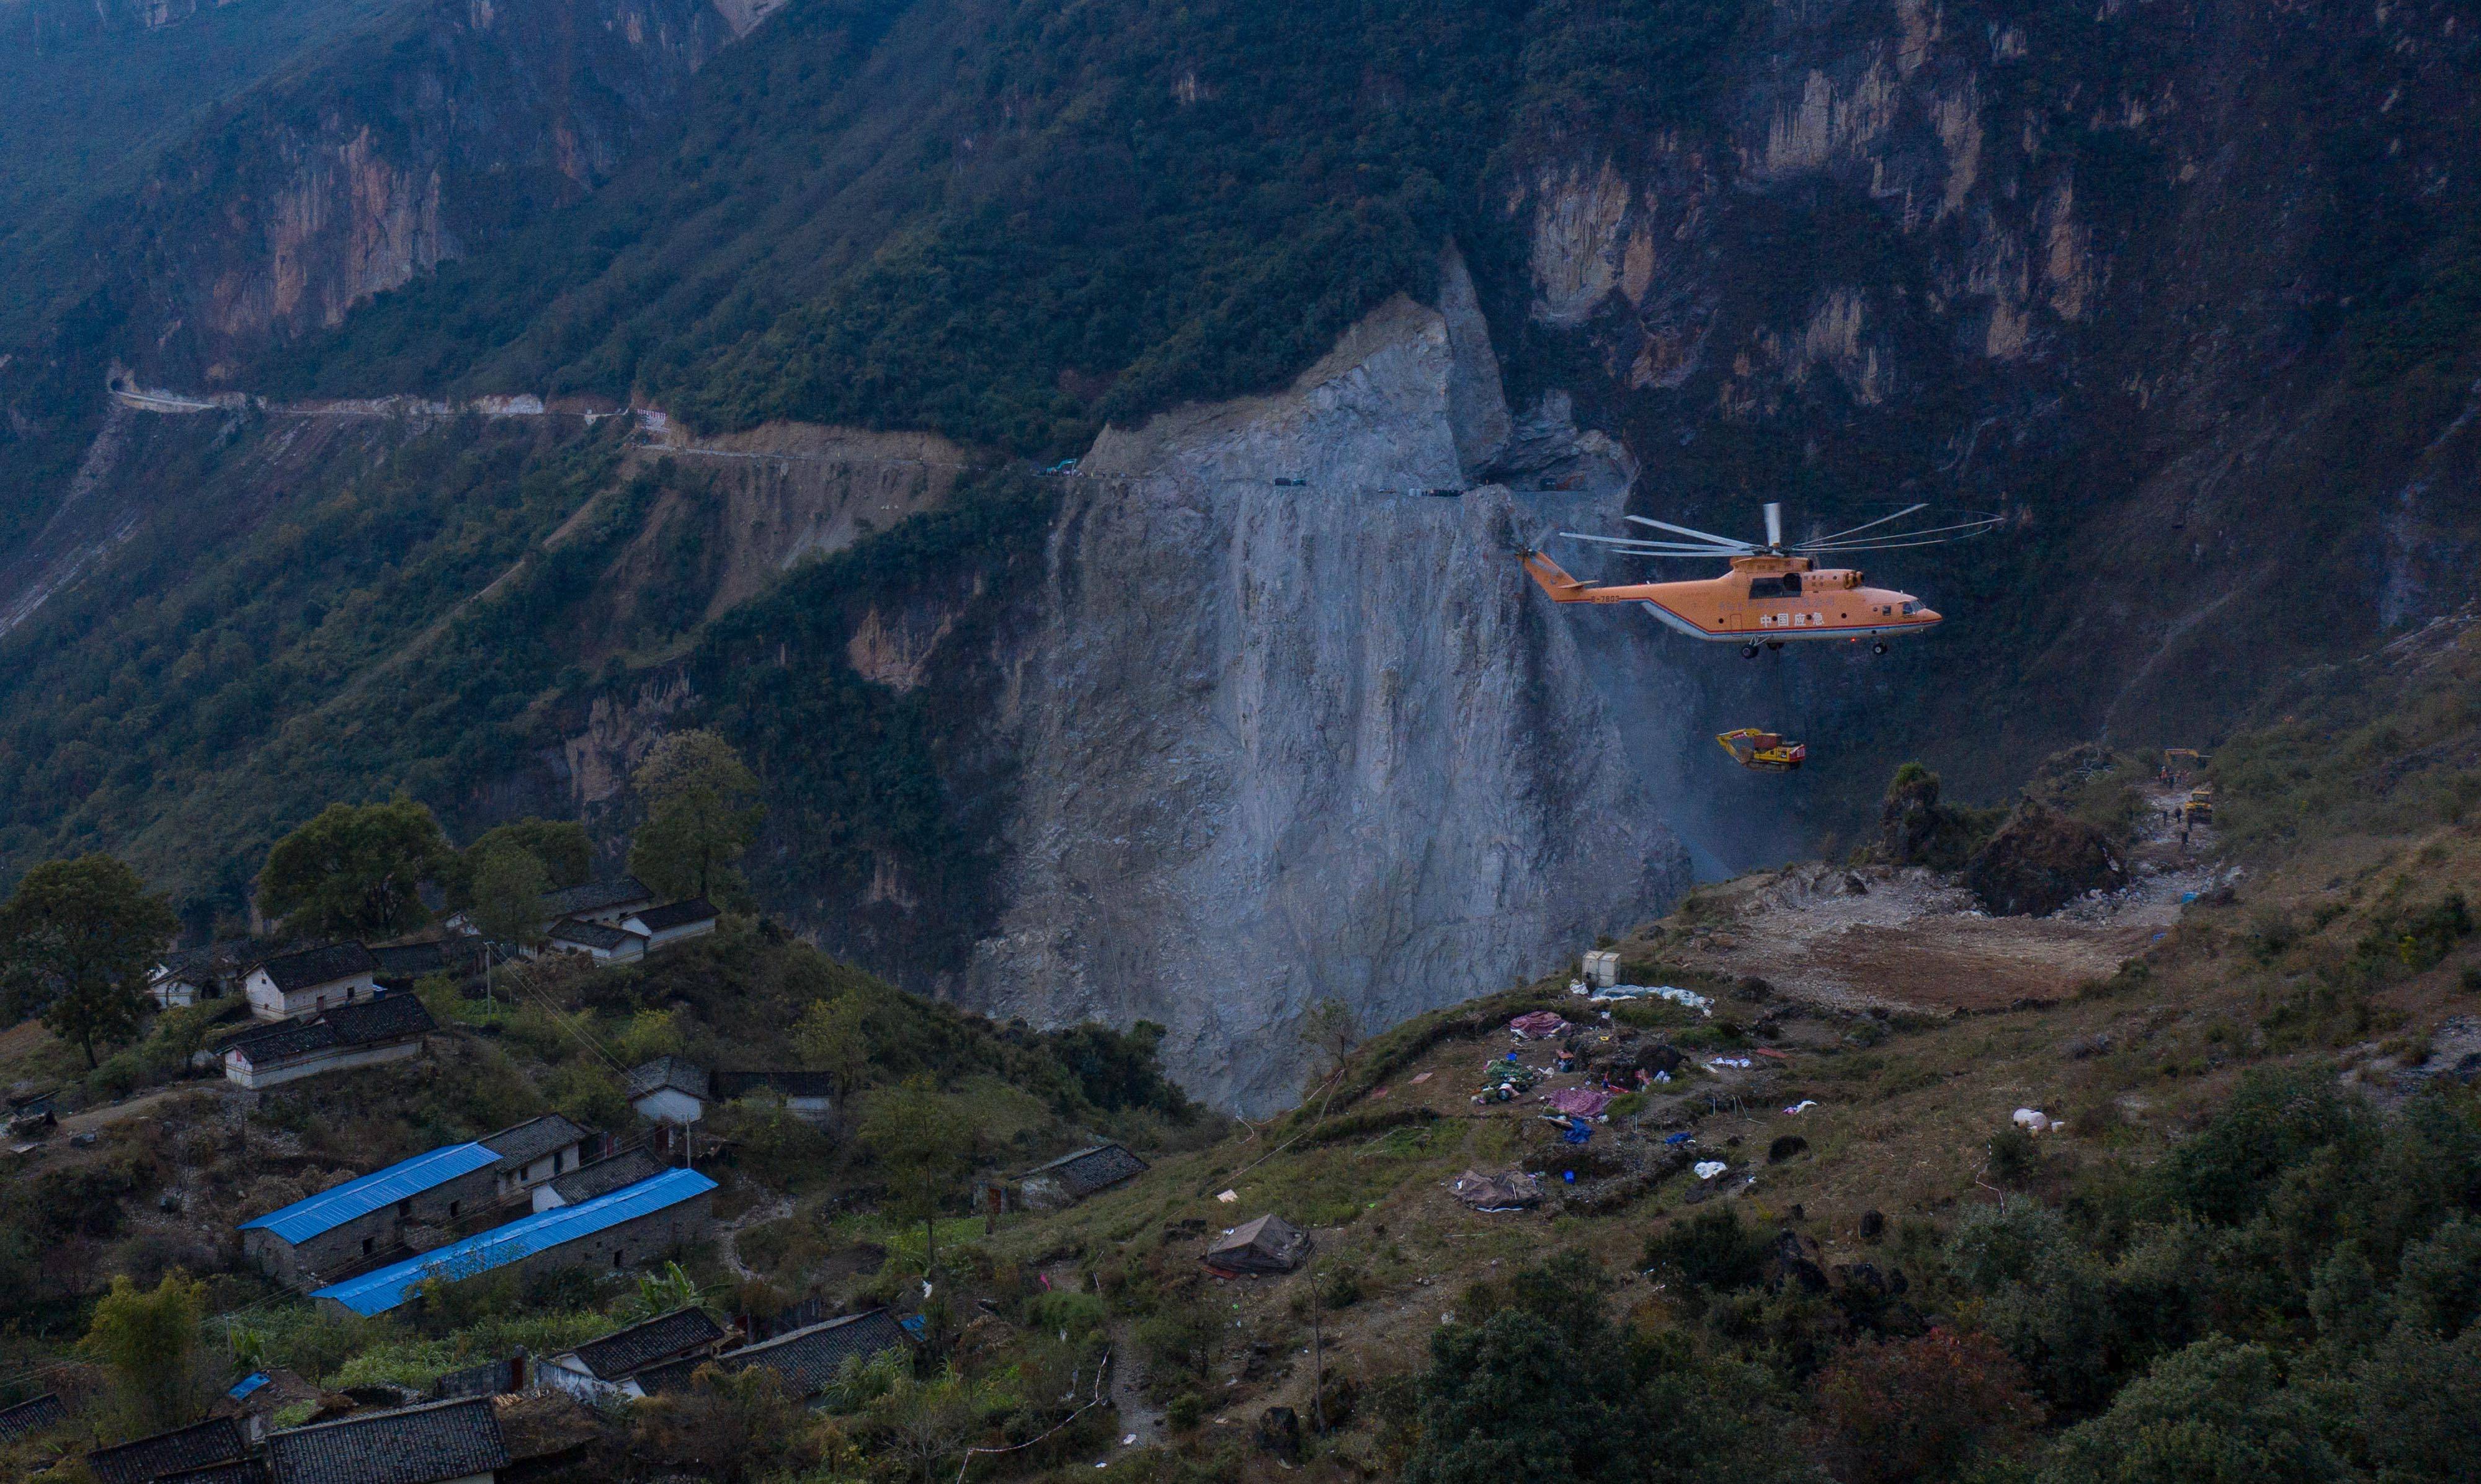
1964,802,2129,917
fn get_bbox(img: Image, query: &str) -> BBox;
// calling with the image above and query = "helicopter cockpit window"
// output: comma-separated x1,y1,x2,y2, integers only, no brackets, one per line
1747,574,1802,599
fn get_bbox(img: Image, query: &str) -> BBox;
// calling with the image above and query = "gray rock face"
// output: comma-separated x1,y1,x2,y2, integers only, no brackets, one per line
966,260,1692,1112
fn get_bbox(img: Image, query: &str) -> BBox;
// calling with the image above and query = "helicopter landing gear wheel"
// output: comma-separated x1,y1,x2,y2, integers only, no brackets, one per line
1871,641,1889,655
1765,641,1784,652
1740,643,1762,659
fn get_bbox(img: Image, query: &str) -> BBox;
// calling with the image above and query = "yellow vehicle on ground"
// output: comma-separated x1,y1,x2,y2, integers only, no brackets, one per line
2182,784,2214,823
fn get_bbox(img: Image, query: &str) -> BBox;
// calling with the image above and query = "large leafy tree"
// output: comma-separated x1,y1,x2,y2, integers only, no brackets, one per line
458,817,592,897
83,1270,208,1434
257,798,455,940
628,729,763,904
465,845,551,949
0,853,179,1068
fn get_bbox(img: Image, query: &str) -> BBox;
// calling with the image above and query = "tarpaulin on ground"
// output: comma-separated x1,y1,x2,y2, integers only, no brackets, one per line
1590,985,1713,1015
1540,1087,1617,1118
1448,1169,1542,1212
1509,1011,1569,1039
1205,1214,1312,1274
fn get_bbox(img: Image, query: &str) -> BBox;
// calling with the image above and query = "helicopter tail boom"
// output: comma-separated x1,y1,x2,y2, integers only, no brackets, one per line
1520,550,1592,600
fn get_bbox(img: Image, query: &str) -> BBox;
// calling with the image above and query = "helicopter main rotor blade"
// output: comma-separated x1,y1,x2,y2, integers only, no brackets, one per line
1624,514,1752,549
1560,532,1748,556
1795,522,2005,554
1799,502,1928,547
1794,515,2003,553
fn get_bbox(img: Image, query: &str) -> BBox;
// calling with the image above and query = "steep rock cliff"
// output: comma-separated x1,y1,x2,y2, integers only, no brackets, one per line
113,0,741,385
965,271,1692,1111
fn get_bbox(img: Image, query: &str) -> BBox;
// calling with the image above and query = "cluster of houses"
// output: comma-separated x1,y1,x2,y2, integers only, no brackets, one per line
146,878,720,1090
0,1300,913,1483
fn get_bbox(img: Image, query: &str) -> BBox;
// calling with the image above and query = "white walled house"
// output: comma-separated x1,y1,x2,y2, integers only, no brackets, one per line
620,900,719,951
544,918,647,964
532,1149,662,1214
244,943,380,1021
478,1114,592,1201
221,995,436,1090
625,1057,709,1125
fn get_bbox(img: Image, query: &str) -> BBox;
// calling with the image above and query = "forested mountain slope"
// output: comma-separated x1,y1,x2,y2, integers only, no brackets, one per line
0,0,2477,1098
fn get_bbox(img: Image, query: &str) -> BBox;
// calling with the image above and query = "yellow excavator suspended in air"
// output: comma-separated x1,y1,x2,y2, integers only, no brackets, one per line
1717,728,1807,772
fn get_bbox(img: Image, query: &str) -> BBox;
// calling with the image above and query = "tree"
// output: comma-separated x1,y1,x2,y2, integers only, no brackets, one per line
1809,1330,2042,1484
460,817,592,894
628,730,763,904
632,1362,826,1483
795,993,871,1098
257,798,454,939
1301,997,1362,1074
465,844,550,949
2037,1337,2339,1484
0,854,179,1068
84,1269,208,1434
859,1076,973,1282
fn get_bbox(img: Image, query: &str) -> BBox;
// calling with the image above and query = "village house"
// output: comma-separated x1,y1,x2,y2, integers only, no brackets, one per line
640,1310,910,1399
538,876,657,926
540,1307,728,1402
625,1057,709,1124
543,918,646,963
0,1392,66,1445
715,1070,837,1124
478,1113,592,1201
148,943,246,1008
239,1142,505,1291
244,943,380,1021
310,1168,718,1317
1010,1143,1151,1211
221,994,438,1090
620,899,720,950
85,1416,249,1484
532,1148,664,1213
265,1395,510,1484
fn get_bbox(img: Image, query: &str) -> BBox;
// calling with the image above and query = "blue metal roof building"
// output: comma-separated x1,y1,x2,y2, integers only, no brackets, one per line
239,1144,502,1245
312,1168,718,1316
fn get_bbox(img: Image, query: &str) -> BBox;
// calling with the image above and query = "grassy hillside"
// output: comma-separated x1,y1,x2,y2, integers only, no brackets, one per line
4,618,2480,1479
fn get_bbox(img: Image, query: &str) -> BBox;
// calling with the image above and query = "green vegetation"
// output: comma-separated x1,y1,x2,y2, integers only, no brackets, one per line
256,798,455,940
0,853,179,1067
625,728,764,906
0,0,408,337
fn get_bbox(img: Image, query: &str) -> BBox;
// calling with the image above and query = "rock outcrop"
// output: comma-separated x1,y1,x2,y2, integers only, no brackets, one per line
114,0,740,383
1964,802,2128,918
965,257,1691,1111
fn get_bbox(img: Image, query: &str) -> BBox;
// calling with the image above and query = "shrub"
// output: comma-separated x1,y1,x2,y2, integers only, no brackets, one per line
2034,1337,2338,1484
1644,1208,1770,1294
1809,1330,2042,1484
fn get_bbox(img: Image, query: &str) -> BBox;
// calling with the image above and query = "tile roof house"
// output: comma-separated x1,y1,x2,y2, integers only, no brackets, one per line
265,1396,509,1484
312,1168,718,1317
149,943,248,1008
239,1143,504,1291
625,1057,709,1125
619,900,719,950
155,1462,269,1483
532,1148,664,1213
0,1390,67,1441
367,940,482,986
222,994,438,1090
1012,1144,1150,1211
541,1307,728,1401
541,918,646,964
537,878,656,925
671,1310,911,1399
244,944,380,1021
86,1416,249,1484
477,1114,590,1200
712,1070,835,1123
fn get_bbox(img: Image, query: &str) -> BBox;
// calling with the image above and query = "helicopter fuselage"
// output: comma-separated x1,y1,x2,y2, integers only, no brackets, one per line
1519,551,1940,642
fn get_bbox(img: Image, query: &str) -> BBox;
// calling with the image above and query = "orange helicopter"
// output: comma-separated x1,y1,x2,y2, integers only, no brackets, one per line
1520,501,1998,657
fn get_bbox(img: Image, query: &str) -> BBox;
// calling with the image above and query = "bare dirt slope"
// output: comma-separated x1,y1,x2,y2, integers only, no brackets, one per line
1644,794,2227,1015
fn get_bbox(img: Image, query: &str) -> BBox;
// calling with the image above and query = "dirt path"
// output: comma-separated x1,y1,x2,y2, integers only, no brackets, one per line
718,1196,795,1282
58,1083,207,1135
1107,1325,1164,1447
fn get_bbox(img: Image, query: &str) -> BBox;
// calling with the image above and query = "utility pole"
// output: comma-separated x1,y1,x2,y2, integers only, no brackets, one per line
1310,1315,1325,1436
